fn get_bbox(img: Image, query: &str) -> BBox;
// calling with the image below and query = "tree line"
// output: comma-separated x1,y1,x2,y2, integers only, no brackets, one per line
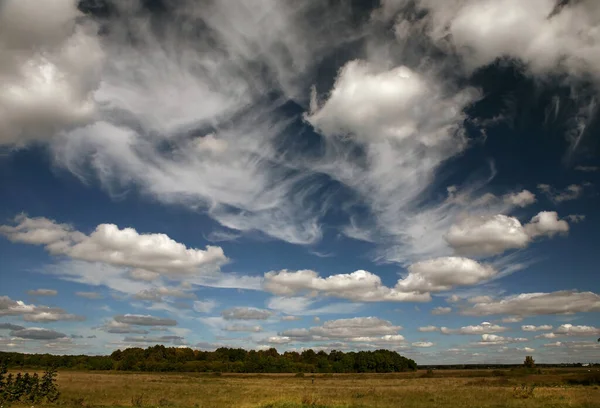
0,346,417,373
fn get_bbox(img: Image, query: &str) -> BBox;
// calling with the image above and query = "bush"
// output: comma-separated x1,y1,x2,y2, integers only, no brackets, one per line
421,369,435,378
294,372,305,378
131,393,144,407
513,384,535,399
0,362,60,404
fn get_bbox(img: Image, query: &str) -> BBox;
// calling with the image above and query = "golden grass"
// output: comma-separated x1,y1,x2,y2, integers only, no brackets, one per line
10,369,600,408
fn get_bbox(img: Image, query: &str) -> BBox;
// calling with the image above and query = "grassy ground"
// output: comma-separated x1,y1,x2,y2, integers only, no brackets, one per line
9,368,600,408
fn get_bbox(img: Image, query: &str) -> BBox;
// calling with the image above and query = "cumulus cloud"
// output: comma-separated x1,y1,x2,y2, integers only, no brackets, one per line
474,334,529,345
223,325,263,333
264,257,495,303
554,324,600,336
503,190,537,208
97,320,149,335
0,295,84,322
0,0,103,146
10,327,67,341
26,289,57,296
0,215,227,276
418,325,439,332
306,58,483,263
412,341,434,348
221,307,273,321
445,215,530,256
522,325,553,332
446,211,570,256
431,307,452,315
392,0,600,78
385,0,600,157
398,257,497,293
276,317,405,347
113,314,177,327
524,211,570,238
463,290,600,316
264,269,430,302
281,316,302,321
441,322,508,335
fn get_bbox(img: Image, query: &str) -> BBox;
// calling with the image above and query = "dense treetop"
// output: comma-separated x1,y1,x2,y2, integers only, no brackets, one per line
0,346,417,373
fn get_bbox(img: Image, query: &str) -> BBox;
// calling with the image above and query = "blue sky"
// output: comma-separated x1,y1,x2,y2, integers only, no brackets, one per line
0,0,599,364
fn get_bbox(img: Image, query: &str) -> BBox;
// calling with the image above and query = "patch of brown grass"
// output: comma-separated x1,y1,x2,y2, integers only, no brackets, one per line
7,368,599,408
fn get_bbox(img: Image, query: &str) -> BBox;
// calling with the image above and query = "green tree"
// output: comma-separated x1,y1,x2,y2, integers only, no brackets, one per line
524,355,535,368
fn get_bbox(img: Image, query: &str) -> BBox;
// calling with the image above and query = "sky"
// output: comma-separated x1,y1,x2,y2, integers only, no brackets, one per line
0,0,599,365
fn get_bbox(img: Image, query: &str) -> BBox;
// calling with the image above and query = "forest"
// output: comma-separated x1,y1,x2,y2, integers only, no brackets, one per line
0,346,417,373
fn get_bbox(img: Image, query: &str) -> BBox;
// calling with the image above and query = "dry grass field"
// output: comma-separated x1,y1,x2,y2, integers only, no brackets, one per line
9,369,600,408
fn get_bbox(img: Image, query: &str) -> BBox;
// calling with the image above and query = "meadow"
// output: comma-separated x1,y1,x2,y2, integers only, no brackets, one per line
9,368,600,408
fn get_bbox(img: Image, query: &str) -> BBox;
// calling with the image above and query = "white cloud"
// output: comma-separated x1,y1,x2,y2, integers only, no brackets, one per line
26,289,57,296
441,322,508,335
264,269,430,302
0,0,103,146
523,211,569,238
446,211,570,256
309,317,402,339
0,215,227,276
264,257,496,303
133,287,195,302
48,0,356,247
501,316,523,323
305,59,482,264
387,0,600,156
463,290,600,316
223,325,262,333
535,333,558,339
193,300,218,314
75,291,103,300
475,334,529,345
114,314,177,327
0,295,84,323
266,336,292,344
566,214,586,223
538,184,586,203
98,320,149,335
522,325,553,332
281,316,302,321
554,324,600,336
221,307,273,320
445,215,530,256
397,0,600,78
418,326,439,332
398,257,497,293
431,307,452,315
277,317,405,347
575,166,598,172
23,311,84,323
412,341,434,348
503,190,537,208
